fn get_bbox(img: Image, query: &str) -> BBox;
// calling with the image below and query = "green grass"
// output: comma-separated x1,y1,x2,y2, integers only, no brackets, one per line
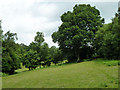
0,73,9,77
93,58,119,66
15,63,29,74
2,60,118,88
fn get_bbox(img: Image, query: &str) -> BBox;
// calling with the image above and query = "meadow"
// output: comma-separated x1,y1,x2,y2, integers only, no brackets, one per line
1,2,120,89
2,59,118,88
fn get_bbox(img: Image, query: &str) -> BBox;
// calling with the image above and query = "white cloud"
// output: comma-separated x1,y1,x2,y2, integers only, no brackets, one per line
44,36,58,47
31,3,57,18
0,0,61,47
16,32,35,45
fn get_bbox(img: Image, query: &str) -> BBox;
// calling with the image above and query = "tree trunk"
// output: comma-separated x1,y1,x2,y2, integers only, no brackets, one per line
10,69,15,74
77,54,80,62
75,50,80,62
29,67,31,71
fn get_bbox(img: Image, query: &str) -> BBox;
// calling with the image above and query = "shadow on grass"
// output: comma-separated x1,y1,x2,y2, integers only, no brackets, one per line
3,58,119,77
2,61,79,77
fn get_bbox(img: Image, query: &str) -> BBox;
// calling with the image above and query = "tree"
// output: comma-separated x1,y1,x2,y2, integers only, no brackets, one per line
0,20,2,72
27,32,52,68
19,43,29,63
95,14,120,59
49,46,64,65
34,32,44,46
52,4,104,62
23,49,38,70
2,31,21,74
53,49,64,65
28,32,45,68
118,7,120,23
49,46,57,59
94,23,112,58
40,42,51,67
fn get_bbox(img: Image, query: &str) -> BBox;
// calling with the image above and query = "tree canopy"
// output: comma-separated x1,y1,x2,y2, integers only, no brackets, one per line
95,15,120,59
1,4,119,75
2,31,21,74
52,4,104,62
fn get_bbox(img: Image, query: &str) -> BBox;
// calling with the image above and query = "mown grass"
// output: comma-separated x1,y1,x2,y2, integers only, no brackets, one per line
93,58,119,66
2,59,118,88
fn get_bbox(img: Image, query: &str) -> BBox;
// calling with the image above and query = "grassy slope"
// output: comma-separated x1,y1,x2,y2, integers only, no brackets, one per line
2,61,118,88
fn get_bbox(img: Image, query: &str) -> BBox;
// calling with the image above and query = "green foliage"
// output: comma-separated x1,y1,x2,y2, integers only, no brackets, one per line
1,4,119,76
49,46,64,65
0,72,9,77
23,32,53,69
0,21,2,73
95,15,120,59
2,31,21,74
118,7,120,23
19,43,29,62
34,32,44,45
54,49,64,65
52,4,104,62
40,42,52,67
83,59,92,62
26,32,45,68
23,49,38,70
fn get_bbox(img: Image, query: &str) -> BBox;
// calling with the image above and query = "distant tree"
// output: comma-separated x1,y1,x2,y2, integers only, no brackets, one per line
49,46,64,65
49,46,57,59
118,7,120,23
95,14,120,59
28,32,52,68
34,32,44,46
94,23,112,58
0,20,2,72
52,4,104,62
28,32,45,68
18,43,29,64
53,49,64,65
2,31,21,74
40,42,52,67
49,46,57,65
23,49,38,70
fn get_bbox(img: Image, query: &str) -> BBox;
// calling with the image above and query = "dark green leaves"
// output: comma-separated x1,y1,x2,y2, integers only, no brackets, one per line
2,31,21,74
95,15,120,59
52,4,104,62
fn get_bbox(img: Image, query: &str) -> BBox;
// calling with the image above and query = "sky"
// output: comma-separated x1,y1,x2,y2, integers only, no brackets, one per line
0,0,119,47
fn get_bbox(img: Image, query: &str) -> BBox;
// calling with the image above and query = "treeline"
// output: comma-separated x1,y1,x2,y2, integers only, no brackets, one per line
52,4,120,62
94,16,120,59
1,4,120,74
1,30,64,74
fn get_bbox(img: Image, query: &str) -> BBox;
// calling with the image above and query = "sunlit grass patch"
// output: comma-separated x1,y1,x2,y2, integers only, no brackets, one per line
93,58,119,66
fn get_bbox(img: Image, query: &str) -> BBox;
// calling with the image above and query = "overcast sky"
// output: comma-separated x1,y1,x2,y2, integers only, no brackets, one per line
0,0,119,47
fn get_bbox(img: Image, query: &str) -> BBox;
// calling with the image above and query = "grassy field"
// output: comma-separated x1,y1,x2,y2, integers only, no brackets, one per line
2,60,118,88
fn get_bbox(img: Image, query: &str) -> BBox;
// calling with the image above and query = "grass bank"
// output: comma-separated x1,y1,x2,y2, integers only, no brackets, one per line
2,60,118,88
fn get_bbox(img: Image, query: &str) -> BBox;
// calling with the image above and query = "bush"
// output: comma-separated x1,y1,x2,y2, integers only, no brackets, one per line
0,73,9,77
118,61,120,65
83,59,92,62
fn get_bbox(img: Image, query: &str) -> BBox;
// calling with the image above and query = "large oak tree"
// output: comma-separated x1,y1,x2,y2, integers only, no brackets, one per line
52,4,104,62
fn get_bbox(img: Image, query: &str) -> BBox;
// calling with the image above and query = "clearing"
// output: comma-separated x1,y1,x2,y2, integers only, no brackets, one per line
2,60,118,88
